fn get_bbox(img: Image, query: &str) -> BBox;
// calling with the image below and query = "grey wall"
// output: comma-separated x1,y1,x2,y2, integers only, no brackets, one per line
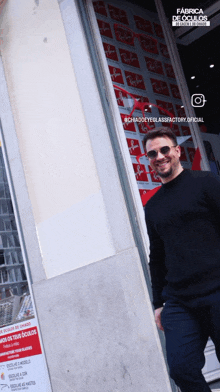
33,248,172,392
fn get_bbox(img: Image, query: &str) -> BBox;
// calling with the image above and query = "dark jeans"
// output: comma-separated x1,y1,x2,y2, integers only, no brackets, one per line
161,292,220,392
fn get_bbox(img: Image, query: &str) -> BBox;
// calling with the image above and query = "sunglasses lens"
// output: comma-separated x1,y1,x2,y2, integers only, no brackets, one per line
161,146,170,154
147,150,157,159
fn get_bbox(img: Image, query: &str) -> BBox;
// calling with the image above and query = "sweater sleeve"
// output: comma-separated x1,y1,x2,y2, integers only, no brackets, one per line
145,208,167,309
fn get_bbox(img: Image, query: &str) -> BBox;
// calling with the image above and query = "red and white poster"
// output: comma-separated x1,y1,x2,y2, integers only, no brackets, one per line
0,320,51,391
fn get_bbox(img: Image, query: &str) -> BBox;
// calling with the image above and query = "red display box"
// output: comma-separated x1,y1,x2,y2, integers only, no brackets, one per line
119,48,140,68
134,15,153,34
127,138,142,155
133,163,148,181
93,1,107,16
151,78,170,96
145,56,164,75
103,43,118,61
108,4,129,24
125,71,145,89
97,20,113,38
109,66,124,84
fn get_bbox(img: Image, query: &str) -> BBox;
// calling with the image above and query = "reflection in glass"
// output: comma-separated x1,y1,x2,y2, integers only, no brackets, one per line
0,147,33,327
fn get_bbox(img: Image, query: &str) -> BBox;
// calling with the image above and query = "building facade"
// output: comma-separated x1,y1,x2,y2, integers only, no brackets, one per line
0,0,218,391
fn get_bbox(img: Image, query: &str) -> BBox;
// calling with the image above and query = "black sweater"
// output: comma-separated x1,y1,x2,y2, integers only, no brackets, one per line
145,169,220,309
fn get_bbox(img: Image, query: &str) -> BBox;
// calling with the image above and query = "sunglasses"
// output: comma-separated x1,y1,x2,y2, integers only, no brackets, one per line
147,145,177,159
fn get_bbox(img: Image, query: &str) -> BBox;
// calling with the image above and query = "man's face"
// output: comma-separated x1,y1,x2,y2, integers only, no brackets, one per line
146,136,181,183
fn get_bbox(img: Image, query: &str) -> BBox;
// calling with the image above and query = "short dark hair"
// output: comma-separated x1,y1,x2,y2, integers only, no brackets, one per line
143,127,177,151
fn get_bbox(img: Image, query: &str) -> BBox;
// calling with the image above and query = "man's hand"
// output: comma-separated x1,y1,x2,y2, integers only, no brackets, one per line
155,307,164,331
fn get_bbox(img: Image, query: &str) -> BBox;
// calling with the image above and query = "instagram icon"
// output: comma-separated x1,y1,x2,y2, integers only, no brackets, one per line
191,94,207,107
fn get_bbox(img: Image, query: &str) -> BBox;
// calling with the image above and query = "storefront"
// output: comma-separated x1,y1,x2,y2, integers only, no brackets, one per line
0,0,218,391
85,0,220,385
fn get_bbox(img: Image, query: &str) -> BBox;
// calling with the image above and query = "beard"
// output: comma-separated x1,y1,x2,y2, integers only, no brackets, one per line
155,158,181,180
157,167,173,178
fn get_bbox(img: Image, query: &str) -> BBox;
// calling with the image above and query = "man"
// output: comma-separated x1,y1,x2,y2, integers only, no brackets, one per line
144,127,220,392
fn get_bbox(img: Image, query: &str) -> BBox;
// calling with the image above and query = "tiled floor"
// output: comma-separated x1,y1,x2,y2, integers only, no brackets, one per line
209,378,220,389
177,381,220,391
